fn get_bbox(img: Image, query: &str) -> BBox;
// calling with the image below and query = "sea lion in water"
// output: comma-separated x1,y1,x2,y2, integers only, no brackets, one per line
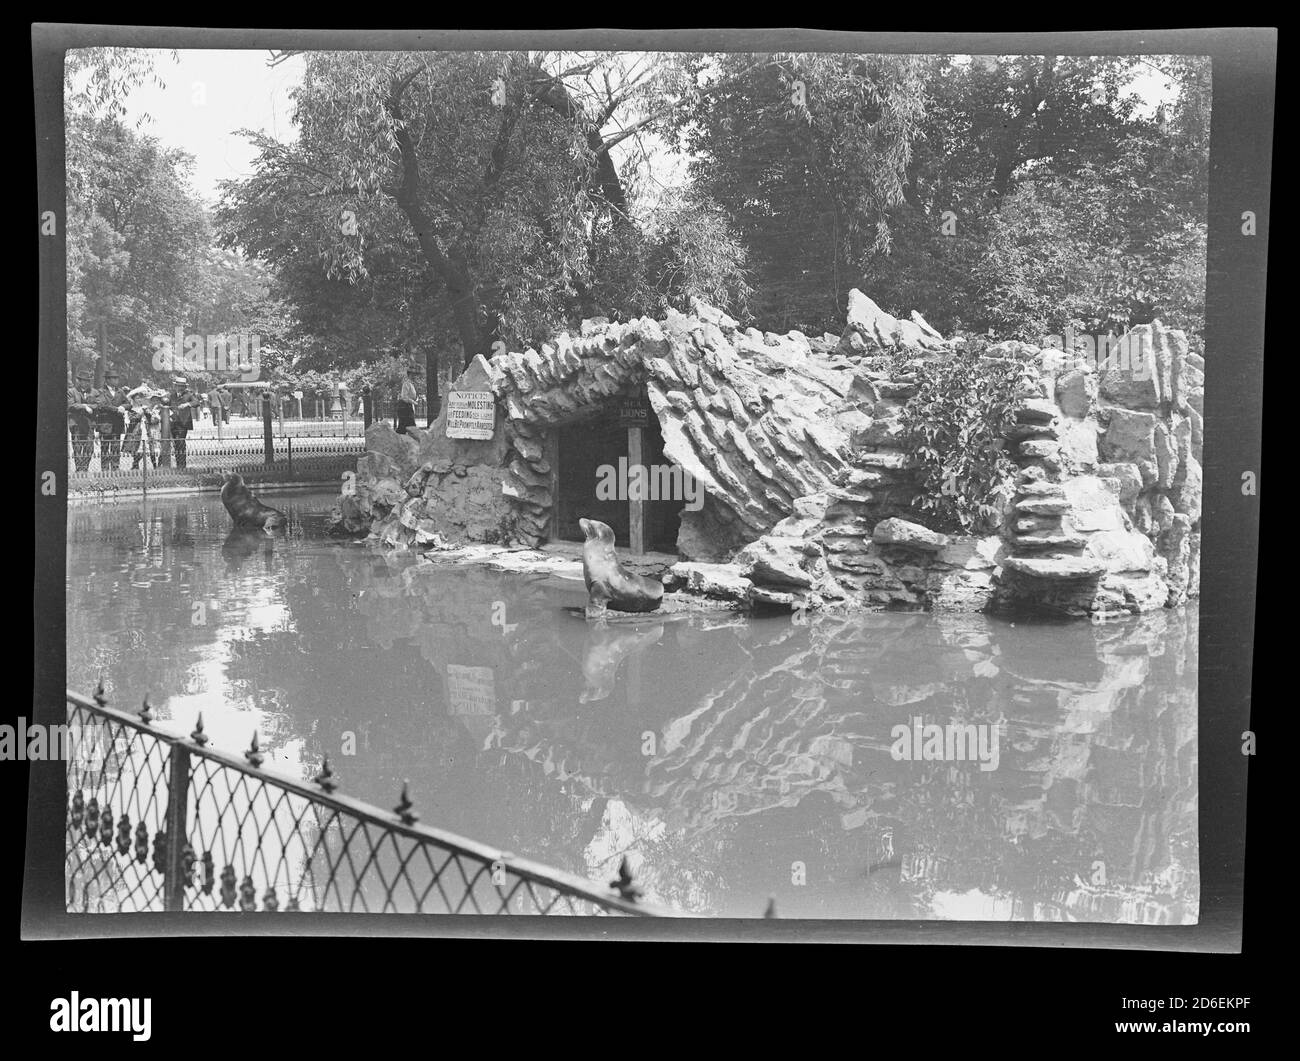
579,517,664,616
221,472,287,531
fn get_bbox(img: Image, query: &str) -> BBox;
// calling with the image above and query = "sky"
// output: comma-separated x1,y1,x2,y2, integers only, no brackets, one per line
81,49,1182,208
100,49,306,207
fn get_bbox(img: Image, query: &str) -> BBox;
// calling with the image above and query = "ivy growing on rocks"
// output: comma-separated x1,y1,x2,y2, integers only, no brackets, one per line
892,340,1036,534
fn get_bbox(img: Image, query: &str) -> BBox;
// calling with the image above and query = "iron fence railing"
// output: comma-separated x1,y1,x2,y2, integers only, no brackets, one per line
67,434,365,495
65,687,662,916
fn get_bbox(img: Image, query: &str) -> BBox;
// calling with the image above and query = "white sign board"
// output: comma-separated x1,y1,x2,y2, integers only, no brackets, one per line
446,665,496,716
445,390,496,439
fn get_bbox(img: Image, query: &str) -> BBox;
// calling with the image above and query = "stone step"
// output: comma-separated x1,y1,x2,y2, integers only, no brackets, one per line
1014,397,1060,424
1005,423,1059,442
1013,516,1059,534
853,451,915,471
1016,481,1066,498
1001,555,1106,580
876,381,918,399
1015,497,1070,516
1011,533,1089,550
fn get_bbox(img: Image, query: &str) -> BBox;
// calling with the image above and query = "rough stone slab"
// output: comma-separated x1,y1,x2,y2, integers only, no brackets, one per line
1002,555,1106,580
1012,533,1089,550
854,451,914,471
1100,408,1158,464
747,585,799,608
1015,397,1060,424
1017,481,1066,498
669,562,753,601
736,536,817,587
1019,439,1060,461
872,517,948,552
1015,497,1070,516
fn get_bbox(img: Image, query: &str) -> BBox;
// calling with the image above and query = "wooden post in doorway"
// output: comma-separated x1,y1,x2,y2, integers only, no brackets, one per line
545,428,560,542
628,424,646,555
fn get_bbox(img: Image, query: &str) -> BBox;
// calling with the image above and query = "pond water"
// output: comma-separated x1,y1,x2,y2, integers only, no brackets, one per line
67,490,1199,922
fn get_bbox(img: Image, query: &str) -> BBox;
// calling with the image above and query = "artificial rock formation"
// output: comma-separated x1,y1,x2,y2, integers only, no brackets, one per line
337,291,1202,618
992,322,1203,614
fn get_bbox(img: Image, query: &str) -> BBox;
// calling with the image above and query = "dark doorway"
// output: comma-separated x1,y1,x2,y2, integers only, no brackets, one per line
640,413,683,552
554,410,683,552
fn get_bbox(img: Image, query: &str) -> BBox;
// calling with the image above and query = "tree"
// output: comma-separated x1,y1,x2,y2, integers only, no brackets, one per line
66,49,296,385
868,55,1209,340
676,53,1209,343
65,112,210,380
672,52,928,333
217,50,751,383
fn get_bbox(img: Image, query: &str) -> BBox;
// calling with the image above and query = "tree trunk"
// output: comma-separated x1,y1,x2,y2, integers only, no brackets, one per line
425,345,440,424
991,56,1056,199
387,73,486,369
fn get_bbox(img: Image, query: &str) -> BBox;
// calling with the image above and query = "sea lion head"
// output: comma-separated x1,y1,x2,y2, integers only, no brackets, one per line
223,471,245,488
579,518,615,547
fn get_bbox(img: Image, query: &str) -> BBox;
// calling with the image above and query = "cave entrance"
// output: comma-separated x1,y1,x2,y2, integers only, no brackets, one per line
551,398,682,553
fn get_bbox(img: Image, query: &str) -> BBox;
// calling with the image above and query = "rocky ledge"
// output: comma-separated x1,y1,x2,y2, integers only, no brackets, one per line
335,292,1201,620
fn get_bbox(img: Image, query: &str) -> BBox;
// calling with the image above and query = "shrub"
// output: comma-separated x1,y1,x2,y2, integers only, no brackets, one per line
892,341,1033,534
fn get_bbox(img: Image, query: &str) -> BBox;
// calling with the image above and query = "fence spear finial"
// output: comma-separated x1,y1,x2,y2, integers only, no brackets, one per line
394,780,419,825
245,731,264,767
190,713,210,746
314,756,338,792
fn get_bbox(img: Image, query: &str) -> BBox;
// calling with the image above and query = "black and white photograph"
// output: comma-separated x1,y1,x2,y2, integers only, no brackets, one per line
26,27,1265,984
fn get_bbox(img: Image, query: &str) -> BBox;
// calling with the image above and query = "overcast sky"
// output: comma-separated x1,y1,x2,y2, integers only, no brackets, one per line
109,49,305,206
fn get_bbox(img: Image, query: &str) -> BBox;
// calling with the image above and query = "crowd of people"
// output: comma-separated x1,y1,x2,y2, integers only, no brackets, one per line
67,363,428,473
66,369,234,472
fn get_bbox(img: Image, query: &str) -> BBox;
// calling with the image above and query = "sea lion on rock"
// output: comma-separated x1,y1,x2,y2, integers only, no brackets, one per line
579,517,664,616
221,472,287,531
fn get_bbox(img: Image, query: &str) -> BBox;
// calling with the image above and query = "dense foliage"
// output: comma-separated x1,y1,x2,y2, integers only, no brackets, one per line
215,50,753,377
888,343,1034,534
67,49,1210,393
674,53,1209,342
65,50,285,385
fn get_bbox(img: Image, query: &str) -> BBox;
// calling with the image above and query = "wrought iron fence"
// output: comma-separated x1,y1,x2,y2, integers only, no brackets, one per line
65,687,662,916
68,434,365,497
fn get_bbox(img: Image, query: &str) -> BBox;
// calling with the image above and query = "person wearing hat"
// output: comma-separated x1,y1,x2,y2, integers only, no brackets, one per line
67,367,95,472
206,382,230,427
165,374,198,469
395,363,422,435
88,368,129,471
124,385,160,469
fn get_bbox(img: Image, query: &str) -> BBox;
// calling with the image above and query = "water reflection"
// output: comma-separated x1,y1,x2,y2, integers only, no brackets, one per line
67,493,1198,921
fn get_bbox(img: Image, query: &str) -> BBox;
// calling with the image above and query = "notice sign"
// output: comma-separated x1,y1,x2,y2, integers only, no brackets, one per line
617,399,651,429
446,665,496,715
445,390,496,439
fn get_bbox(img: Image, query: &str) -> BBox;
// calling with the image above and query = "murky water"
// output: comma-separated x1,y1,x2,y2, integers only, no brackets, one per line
66,491,1198,921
